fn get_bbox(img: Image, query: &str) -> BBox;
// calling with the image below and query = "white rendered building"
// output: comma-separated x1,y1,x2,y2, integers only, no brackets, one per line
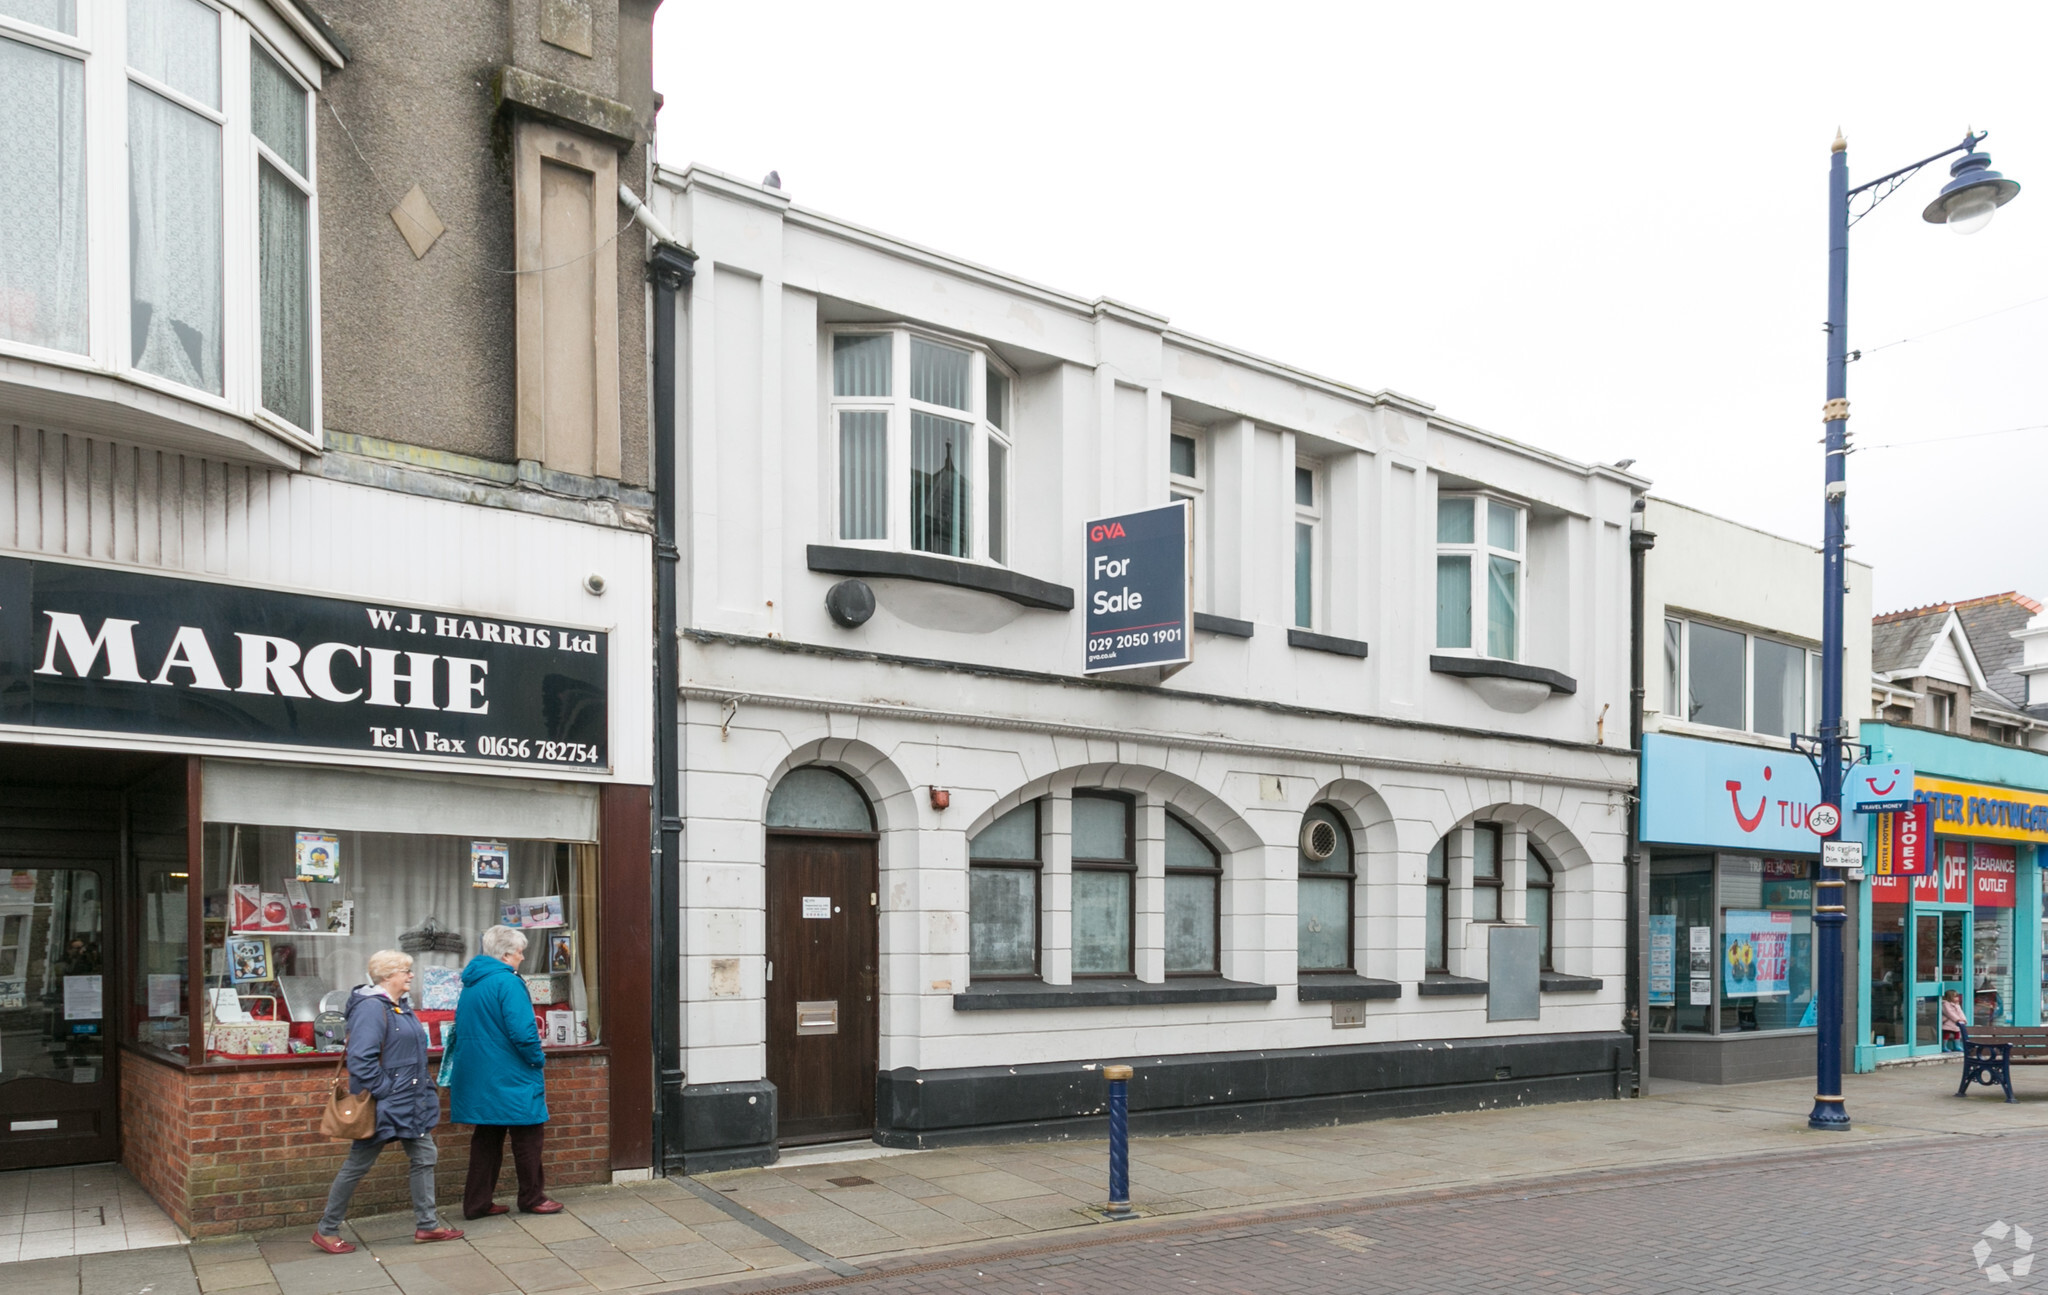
652,166,1644,1169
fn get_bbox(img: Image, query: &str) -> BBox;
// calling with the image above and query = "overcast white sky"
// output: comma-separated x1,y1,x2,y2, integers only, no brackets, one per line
652,2,2048,614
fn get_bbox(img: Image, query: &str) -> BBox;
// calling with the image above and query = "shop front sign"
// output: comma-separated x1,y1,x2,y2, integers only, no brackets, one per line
1973,846,2018,908
1913,776,2048,844
1639,733,1825,853
1872,801,1931,877
0,555,608,771
1083,502,1190,673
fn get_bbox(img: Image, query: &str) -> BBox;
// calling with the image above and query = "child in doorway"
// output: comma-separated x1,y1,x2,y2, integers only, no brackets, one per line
1941,989,1968,1051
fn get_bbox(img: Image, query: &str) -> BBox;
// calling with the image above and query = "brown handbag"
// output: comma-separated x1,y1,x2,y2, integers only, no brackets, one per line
318,1054,376,1140
317,1004,390,1140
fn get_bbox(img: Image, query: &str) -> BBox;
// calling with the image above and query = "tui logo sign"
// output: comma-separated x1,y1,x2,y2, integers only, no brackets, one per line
1641,733,1827,853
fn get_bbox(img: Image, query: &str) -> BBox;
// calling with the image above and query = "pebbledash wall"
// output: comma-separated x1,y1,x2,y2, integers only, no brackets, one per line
650,167,1645,1171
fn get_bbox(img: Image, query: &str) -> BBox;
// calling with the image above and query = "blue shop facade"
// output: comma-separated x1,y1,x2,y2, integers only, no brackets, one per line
1855,723,2048,1069
1639,733,1835,1084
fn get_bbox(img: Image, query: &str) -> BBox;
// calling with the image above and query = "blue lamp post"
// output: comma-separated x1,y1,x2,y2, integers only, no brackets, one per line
1810,129,2020,1132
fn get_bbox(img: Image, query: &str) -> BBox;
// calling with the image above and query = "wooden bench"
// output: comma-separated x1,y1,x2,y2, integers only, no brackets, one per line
1956,1025,2048,1102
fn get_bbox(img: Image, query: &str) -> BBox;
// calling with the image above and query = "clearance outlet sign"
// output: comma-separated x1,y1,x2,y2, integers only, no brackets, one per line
1083,502,1190,673
0,554,609,771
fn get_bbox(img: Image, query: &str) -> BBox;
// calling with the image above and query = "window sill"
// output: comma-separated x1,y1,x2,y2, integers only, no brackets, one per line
1428,654,1576,694
807,544,1074,611
1416,974,1489,997
1540,973,1604,993
1297,975,1403,1002
1194,612,1254,638
1288,628,1369,659
953,977,1276,1010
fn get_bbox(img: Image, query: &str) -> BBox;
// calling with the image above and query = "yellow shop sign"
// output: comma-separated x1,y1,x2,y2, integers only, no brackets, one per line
1915,776,2048,844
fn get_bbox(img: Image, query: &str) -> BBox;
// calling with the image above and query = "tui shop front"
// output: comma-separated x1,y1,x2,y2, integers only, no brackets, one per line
0,549,653,1234
1855,723,2048,1069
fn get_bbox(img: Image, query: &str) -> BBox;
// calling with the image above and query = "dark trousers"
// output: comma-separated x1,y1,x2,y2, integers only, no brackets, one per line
464,1123,547,1217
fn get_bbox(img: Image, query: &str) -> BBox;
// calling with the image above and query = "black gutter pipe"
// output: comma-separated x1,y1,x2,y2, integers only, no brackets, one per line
1628,499,1655,1095
648,239,696,1172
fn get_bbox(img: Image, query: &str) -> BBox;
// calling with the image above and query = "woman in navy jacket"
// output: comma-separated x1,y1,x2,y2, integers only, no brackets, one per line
311,950,464,1253
450,924,562,1218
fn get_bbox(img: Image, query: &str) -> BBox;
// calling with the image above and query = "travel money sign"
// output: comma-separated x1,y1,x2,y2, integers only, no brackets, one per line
0,555,609,770
1083,502,1190,673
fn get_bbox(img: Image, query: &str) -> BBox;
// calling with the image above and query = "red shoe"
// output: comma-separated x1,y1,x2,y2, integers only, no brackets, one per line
523,1200,565,1215
311,1232,356,1254
413,1227,466,1243
464,1203,510,1219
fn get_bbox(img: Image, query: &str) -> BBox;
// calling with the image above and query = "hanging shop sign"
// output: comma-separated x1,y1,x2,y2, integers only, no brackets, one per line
1845,759,1914,814
1912,776,2048,844
1871,801,1931,878
1639,734,1825,853
1083,502,1190,674
0,555,608,771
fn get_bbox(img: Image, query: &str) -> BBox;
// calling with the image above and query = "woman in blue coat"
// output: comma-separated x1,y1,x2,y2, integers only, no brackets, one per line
450,924,561,1218
312,950,464,1253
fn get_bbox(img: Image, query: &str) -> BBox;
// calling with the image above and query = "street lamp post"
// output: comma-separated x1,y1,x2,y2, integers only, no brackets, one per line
1809,129,2020,1133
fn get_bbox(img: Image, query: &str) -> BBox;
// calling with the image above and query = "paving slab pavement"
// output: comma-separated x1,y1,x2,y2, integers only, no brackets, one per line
7,1058,2044,1293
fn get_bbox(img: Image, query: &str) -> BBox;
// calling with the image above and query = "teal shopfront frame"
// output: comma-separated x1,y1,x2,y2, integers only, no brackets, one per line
1853,724,2048,1073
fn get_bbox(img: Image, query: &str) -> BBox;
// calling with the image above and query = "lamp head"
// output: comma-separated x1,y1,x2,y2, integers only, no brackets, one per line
1923,143,2021,234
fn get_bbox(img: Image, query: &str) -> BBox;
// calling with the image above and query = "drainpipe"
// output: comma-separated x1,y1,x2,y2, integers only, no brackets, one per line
647,233,696,1173
1628,497,1656,1095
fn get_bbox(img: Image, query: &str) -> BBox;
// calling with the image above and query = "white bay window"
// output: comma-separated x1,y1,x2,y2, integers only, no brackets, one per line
0,0,323,443
1436,494,1524,660
830,328,1013,564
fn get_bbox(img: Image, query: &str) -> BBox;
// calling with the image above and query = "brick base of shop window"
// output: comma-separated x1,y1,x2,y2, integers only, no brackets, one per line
119,1047,611,1236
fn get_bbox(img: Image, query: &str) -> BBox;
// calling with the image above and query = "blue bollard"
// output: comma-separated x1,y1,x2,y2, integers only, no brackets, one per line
1104,1063,1133,1217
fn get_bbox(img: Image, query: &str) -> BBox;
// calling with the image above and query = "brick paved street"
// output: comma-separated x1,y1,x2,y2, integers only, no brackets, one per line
6,1063,2046,1294
715,1135,2047,1295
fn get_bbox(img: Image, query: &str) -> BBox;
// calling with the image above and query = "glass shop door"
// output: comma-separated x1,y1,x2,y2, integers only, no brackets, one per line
1908,841,1973,1056
0,864,119,1169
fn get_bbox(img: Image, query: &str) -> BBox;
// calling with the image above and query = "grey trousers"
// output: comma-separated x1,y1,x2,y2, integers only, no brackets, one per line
318,1135,440,1234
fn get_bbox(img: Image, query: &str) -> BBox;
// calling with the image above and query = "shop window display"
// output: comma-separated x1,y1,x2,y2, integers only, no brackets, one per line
1717,856,1813,1033
165,825,600,1062
1973,844,2017,1027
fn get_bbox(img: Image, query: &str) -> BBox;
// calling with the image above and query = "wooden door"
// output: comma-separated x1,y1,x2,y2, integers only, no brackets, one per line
766,834,877,1144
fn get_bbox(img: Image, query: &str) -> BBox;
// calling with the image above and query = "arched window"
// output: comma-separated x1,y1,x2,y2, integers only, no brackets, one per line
1472,822,1503,922
765,767,873,833
1164,812,1220,976
1298,804,1354,973
1426,836,1448,972
1071,792,1134,977
1527,845,1555,971
969,801,1040,979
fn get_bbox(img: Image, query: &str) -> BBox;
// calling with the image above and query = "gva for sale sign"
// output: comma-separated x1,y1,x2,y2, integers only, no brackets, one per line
1083,502,1189,673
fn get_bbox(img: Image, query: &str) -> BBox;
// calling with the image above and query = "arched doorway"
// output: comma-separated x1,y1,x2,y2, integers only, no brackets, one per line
764,767,878,1144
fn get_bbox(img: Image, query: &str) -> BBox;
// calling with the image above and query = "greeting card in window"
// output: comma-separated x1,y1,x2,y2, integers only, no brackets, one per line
259,892,290,932
500,902,523,929
518,895,565,929
419,965,462,1011
229,937,272,983
470,841,509,888
546,932,574,974
231,884,263,930
295,831,340,882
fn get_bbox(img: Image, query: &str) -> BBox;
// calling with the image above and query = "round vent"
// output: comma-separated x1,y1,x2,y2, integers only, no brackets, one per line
1300,817,1339,861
